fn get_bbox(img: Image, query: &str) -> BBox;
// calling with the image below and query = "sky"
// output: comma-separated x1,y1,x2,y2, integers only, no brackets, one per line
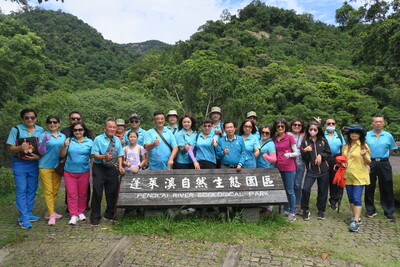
1,0,355,44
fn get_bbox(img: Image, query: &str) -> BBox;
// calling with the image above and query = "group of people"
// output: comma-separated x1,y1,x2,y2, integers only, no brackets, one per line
6,107,398,232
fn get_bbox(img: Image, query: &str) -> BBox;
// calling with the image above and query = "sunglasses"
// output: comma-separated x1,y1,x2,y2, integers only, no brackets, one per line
202,125,212,128
70,117,81,121
309,129,318,132
24,116,36,120
261,131,270,135
293,124,302,127
244,125,252,128
73,128,84,132
47,120,59,124
276,125,285,128
326,122,336,126
130,120,139,123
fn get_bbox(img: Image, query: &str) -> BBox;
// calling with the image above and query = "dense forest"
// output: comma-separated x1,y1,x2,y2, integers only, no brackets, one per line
1,0,400,140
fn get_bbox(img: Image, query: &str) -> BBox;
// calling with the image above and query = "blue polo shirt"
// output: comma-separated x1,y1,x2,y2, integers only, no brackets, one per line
144,128,178,170
366,130,397,159
166,124,178,135
7,124,44,159
65,137,93,173
242,134,261,168
257,139,276,168
175,129,198,164
324,130,345,156
253,126,260,140
123,127,147,146
38,131,66,169
211,121,224,138
91,134,124,164
195,132,217,164
217,135,246,166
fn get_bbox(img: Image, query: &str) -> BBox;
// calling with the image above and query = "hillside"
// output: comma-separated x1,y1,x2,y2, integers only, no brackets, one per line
123,40,170,54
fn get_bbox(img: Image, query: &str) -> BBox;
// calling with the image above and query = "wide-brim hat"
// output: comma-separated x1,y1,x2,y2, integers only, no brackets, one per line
246,111,258,119
167,110,178,117
116,119,126,126
210,106,222,114
343,124,366,136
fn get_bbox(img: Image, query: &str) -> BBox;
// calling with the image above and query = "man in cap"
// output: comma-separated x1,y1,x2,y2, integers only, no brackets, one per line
114,119,126,145
365,115,397,221
209,107,224,138
123,113,147,146
166,110,179,134
246,111,260,139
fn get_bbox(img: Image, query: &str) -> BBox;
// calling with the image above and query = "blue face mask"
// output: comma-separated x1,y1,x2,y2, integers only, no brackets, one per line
326,126,335,133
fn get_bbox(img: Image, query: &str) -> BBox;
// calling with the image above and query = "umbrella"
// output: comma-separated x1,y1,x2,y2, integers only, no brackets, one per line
332,155,347,212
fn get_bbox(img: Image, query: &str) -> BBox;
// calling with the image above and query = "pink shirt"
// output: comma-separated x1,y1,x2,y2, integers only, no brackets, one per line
273,133,296,172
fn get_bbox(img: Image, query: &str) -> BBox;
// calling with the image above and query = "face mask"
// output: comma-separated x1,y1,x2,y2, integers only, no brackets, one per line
326,126,335,133
309,130,318,136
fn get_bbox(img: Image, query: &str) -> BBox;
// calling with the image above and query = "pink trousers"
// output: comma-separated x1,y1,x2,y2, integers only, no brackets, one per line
64,171,90,216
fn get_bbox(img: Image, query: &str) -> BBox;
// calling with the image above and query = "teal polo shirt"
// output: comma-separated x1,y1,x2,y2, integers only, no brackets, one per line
257,139,276,168
324,130,345,156
65,137,93,173
166,124,178,135
91,133,124,164
7,124,44,158
216,135,246,166
211,121,225,138
145,128,178,170
38,131,66,169
366,130,397,159
123,127,147,146
242,134,261,168
195,132,217,164
175,129,198,164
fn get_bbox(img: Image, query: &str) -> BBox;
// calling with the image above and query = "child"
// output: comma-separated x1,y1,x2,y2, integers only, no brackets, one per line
123,131,147,173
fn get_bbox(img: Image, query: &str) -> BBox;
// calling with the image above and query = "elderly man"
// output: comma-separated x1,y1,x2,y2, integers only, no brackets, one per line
123,113,147,146
144,111,178,170
365,115,397,221
90,118,125,226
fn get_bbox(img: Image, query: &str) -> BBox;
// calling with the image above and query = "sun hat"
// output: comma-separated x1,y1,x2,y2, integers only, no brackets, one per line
210,106,222,114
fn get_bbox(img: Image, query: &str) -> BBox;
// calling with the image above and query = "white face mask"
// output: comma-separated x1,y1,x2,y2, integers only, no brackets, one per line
326,126,335,132
309,129,318,136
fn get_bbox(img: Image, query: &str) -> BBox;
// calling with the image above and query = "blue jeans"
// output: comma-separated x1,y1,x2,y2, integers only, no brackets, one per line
346,185,364,207
280,171,296,214
12,157,39,222
294,164,305,205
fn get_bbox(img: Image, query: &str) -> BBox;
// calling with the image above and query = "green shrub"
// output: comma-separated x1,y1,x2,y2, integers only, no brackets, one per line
0,167,15,203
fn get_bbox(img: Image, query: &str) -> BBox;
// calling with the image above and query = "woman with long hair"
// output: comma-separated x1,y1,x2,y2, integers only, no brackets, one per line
272,118,299,222
341,125,371,232
238,119,260,168
38,115,66,225
59,122,93,225
174,114,199,169
300,121,331,221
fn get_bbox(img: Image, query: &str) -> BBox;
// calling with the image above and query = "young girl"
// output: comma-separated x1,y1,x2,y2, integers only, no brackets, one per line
124,131,147,173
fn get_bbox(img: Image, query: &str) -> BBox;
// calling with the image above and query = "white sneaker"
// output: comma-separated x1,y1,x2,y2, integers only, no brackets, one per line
69,216,78,225
78,214,86,221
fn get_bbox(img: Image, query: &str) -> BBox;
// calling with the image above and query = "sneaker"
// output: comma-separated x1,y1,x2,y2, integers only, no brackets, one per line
103,216,115,223
385,213,396,222
302,210,310,221
187,208,196,214
45,212,63,220
346,217,362,225
19,220,32,229
282,211,289,217
317,211,325,220
28,214,40,222
349,221,360,232
287,213,296,222
69,216,78,225
48,214,56,226
330,203,337,211
91,220,99,226
78,213,86,221
364,210,377,218
295,206,302,215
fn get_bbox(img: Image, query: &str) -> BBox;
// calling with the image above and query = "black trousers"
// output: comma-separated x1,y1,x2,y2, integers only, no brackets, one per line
327,156,343,205
198,160,216,169
90,163,119,221
365,160,395,214
301,171,330,212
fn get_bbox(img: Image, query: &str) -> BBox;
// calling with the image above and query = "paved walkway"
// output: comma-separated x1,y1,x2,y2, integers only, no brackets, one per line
0,158,399,266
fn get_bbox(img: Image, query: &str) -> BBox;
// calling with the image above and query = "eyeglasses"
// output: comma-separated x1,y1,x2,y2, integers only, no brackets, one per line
261,131,270,135
47,121,58,124
24,116,36,120
202,125,212,128
309,129,318,132
70,117,81,121
293,124,302,127
73,128,84,132
326,122,336,126
130,120,139,123
276,125,285,128
244,125,252,128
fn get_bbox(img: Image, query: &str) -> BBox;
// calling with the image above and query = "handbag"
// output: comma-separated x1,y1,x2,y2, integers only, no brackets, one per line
102,137,119,168
55,138,70,176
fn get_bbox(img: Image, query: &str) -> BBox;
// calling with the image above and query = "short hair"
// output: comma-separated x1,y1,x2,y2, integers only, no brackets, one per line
372,115,384,122
239,119,256,135
202,118,212,125
259,124,273,136
104,117,116,127
290,118,305,133
69,111,81,118
153,110,164,117
178,114,197,131
272,118,289,135
46,115,60,124
20,108,37,118
223,121,236,129
325,118,336,123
